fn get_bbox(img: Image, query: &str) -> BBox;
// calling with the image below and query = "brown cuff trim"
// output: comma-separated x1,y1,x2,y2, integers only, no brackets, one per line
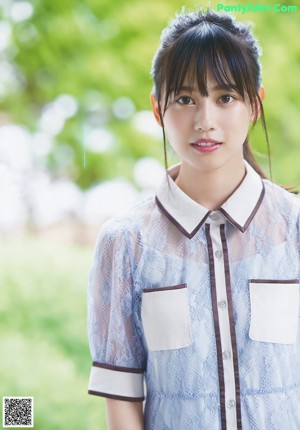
92,362,144,374
88,390,145,402
143,284,187,293
249,279,299,284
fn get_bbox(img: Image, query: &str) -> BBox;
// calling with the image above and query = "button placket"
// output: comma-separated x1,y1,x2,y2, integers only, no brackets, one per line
227,400,236,409
210,212,220,221
209,223,238,429
222,351,232,360
218,300,227,309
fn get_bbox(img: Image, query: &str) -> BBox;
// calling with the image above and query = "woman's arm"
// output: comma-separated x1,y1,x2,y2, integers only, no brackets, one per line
106,399,144,430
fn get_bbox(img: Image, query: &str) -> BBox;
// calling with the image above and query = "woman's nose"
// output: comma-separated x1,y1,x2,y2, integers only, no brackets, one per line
194,99,216,131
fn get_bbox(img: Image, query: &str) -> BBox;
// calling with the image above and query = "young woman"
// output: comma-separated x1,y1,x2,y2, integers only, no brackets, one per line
87,9,300,430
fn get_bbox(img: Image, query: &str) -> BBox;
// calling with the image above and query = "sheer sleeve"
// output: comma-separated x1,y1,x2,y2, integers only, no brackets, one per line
87,220,145,401
298,206,300,266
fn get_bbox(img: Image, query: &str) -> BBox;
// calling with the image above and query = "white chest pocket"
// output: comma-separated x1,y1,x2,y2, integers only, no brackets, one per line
249,280,300,344
141,284,193,351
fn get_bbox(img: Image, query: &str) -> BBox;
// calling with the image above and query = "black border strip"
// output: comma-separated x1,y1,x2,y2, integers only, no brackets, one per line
205,224,227,430
88,390,145,402
220,225,242,430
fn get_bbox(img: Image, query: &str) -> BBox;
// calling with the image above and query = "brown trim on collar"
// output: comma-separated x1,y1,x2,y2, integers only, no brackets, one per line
155,196,211,239
92,362,144,374
220,225,242,430
220,185,265,233
88,390,145,402
156,161,265,238
205,224,227,430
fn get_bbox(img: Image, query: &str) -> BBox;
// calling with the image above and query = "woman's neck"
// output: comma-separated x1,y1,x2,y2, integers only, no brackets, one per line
175,159,246,211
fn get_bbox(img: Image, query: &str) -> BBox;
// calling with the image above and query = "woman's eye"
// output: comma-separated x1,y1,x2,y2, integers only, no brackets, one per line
176,96,194,105
219,95,234,104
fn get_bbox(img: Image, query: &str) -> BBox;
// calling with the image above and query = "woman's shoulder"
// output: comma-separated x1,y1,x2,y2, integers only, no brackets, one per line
98,193,158,240
262,179,300,218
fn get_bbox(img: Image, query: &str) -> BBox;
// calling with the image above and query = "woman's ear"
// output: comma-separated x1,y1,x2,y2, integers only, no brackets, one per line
251,85,265,122
258,85,265,102
150,93,162,126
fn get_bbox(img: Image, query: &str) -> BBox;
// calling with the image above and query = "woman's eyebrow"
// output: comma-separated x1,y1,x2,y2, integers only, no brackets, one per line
174,85,194,93
175,83,237,94
210,83,236,92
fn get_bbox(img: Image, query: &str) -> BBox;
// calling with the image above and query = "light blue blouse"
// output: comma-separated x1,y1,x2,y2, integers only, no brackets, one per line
88,161,300,430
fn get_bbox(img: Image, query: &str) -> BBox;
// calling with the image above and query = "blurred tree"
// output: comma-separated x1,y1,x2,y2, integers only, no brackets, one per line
0,0,299,188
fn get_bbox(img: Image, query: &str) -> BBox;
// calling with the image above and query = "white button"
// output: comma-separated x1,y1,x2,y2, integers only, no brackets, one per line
218,300,227,309
215,250,223,259
227,400,236,409
210,212,220,221
222,351,231,359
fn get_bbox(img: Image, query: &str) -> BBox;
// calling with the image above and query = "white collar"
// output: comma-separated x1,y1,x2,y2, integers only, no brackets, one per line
155,160,265,238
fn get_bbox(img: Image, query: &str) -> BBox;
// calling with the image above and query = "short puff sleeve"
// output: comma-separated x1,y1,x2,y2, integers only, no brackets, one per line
298,204,300,266
87,220,145,401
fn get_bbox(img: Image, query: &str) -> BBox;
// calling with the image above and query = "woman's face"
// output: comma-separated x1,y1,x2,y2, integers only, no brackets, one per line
157,73,253,175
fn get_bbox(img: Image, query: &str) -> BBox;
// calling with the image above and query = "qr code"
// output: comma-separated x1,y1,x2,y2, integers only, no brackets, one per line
2,397,34,428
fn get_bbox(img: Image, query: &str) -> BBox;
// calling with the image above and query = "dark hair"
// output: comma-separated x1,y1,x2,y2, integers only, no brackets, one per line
151,8,270,179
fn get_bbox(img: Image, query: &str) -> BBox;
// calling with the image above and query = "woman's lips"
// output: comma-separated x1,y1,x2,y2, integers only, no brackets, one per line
191,139,223,153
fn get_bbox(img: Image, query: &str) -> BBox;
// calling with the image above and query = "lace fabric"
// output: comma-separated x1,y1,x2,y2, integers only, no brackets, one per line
88,176,300,429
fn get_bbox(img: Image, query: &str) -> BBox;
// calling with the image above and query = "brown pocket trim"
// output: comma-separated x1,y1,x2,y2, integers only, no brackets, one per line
143,283,187,293
249,279,299,284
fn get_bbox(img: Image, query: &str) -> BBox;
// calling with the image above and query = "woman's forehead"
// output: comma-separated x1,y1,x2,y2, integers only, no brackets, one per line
183,70,234,87
173,69,237,94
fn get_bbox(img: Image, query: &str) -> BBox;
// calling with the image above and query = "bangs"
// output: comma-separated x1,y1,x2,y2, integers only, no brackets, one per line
151,9,269,180
159,24,259,113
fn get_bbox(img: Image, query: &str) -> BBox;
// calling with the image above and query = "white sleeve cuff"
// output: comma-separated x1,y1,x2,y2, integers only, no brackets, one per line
88,362,145,401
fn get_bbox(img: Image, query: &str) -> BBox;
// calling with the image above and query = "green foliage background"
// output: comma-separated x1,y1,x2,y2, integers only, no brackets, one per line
0,1,299,430
1,0,299,188
0,237,106,429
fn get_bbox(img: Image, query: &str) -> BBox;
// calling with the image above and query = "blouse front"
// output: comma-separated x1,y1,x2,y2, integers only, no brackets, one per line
88,161,300,430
